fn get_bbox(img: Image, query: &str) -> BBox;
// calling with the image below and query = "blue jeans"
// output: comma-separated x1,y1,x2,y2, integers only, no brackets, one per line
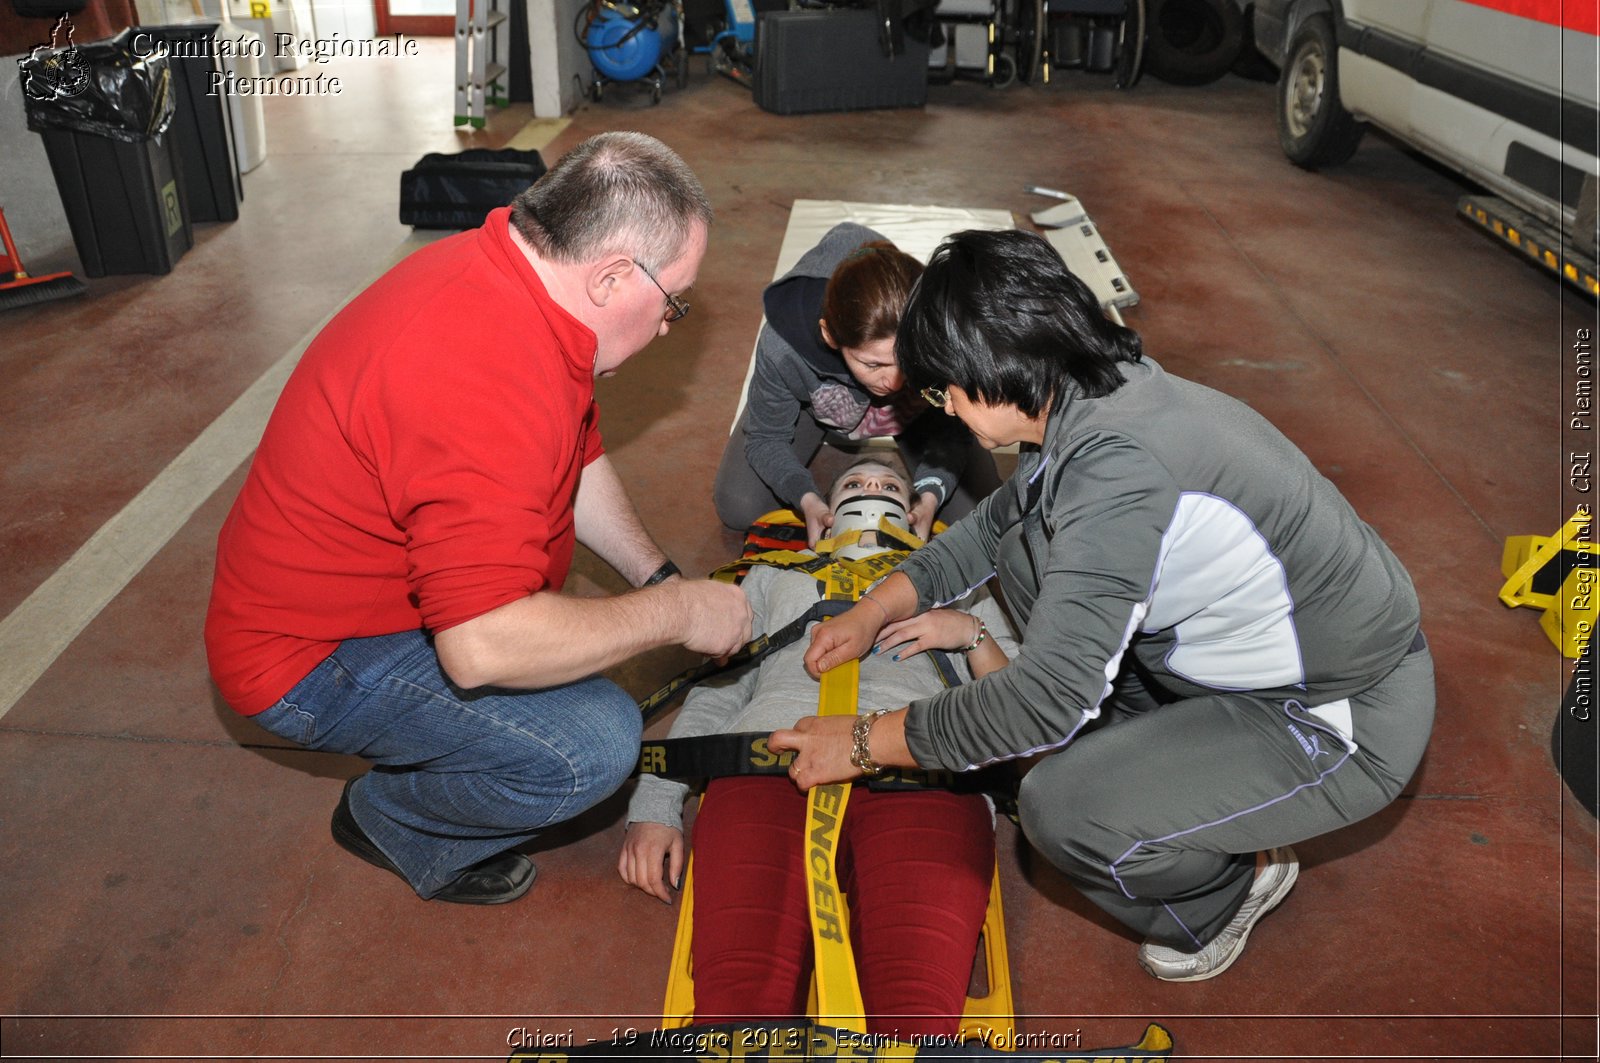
251,629,641,899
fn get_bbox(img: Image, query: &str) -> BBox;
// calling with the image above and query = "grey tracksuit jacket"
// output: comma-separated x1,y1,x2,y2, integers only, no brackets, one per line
896,356,1422,771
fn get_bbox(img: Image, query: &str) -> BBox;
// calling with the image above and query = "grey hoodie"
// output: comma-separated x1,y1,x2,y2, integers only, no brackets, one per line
744,222,972,507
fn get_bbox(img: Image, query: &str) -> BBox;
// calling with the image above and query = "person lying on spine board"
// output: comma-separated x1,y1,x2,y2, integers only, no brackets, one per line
619,458,1017,1036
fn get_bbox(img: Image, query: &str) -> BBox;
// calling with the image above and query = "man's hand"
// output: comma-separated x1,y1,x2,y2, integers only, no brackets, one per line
618,821,683,904
675,579,753,657
803,605,881,679
799,492,833,547
908,490,939,542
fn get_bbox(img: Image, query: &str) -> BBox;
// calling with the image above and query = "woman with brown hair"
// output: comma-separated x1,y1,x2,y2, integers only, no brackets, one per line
713,223,998,544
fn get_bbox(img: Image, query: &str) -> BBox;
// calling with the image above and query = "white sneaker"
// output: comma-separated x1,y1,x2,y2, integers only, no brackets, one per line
1137,846,1299,982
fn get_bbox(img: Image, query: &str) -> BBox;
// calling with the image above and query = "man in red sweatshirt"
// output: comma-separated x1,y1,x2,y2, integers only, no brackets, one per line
205,132,751,904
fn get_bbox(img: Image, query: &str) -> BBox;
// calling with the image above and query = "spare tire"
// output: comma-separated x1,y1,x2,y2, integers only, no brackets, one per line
1143,0,1244,86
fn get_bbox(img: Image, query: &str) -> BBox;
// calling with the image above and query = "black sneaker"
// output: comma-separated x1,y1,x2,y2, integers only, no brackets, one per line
331,778,537,905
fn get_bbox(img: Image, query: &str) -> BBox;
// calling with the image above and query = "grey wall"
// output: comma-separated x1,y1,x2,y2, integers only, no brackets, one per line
0,55,78,268
531,0,594,118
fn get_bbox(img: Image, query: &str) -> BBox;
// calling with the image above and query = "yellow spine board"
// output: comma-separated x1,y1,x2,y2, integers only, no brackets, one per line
958,867,1016,1041
661,855,697,1028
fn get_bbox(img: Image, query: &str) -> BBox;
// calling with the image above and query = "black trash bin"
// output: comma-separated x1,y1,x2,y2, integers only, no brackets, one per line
134,23,242,223
20,27,193,277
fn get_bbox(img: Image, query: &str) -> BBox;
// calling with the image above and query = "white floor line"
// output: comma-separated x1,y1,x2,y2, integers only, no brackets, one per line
0,113,573,722
0,232,439,722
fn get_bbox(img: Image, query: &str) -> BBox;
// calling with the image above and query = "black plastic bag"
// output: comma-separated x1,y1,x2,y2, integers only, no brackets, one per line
20,24,176,143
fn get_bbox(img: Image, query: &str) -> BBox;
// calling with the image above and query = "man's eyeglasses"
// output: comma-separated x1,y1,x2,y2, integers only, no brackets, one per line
636,261,690,323
921,386,949,409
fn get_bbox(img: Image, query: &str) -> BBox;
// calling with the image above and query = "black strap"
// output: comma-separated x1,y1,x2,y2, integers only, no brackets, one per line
638,732,793,778
641,559,681,587
925,647,962,688
637,731,1019,801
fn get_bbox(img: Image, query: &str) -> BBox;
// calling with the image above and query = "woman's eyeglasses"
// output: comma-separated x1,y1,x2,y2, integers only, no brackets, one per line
921,386,949,409
636,261,690,323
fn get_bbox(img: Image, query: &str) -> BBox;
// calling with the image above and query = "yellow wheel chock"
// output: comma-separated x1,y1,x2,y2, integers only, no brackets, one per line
1500,510,1600,658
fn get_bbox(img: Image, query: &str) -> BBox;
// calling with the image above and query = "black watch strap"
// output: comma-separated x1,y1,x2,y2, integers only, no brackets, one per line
641,560,681,587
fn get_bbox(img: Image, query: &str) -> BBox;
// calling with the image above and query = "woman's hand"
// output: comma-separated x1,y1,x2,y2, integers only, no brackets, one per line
804,604,882,679
617,821,684,904
770,708,914,790
874,608,984,661
767,715,861,790
799,492,833,547
908,490,939,542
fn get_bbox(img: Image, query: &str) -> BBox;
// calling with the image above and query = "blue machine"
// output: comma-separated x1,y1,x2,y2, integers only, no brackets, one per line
584,1,685,104
690,0,759,86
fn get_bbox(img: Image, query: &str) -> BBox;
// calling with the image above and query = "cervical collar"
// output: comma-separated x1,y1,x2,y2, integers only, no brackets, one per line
829,492,911,561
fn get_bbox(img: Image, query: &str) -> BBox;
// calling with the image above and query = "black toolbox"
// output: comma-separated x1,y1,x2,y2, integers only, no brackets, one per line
753,8,929,116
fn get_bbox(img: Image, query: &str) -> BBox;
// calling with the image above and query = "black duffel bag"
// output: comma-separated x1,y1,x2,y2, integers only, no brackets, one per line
398,148,547,230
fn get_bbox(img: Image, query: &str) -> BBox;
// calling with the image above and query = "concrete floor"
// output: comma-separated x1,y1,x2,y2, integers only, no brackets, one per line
0,33,1596,1063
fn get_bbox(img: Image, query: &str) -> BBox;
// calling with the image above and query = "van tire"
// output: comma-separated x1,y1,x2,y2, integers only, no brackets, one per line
1278,12,1365,168
1143,0,1244,86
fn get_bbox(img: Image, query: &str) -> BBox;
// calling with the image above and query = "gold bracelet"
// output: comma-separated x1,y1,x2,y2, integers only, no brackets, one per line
850,709,889,777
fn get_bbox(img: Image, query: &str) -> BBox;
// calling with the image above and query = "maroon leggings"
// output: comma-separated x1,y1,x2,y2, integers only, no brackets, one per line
690,776,995,1036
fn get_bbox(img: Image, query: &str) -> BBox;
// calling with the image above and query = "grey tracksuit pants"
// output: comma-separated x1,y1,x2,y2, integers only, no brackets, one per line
1018,641,1436,952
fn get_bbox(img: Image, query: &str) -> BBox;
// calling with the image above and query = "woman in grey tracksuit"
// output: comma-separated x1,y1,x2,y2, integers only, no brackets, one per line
771,228,1435,983
713,222,998,543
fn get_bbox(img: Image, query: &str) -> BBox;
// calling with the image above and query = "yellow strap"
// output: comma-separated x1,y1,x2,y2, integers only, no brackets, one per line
815,515,925,558
831,550,909,585
708,547,913,590
805,564,867,1031
707,549,827,584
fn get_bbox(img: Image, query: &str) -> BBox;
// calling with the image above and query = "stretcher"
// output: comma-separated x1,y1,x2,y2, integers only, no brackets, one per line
648,515,1016,1038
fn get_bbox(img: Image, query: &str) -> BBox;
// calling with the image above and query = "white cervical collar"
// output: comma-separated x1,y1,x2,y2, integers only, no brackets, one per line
830,493,911,561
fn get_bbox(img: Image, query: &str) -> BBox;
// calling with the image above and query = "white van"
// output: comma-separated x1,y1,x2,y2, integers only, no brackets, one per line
1252,0,1599,292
